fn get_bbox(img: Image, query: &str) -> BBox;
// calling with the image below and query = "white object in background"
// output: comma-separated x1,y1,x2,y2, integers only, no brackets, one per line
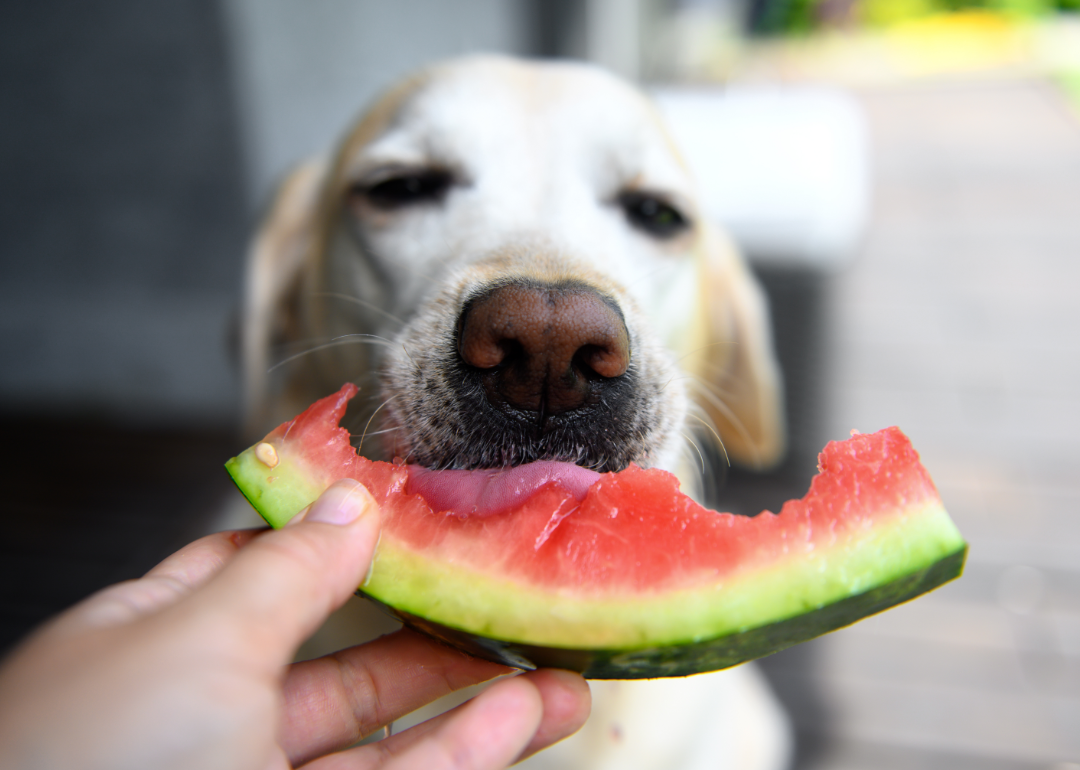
652,87,870,271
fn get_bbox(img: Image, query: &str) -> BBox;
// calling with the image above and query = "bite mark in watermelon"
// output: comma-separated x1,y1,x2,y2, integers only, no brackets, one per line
226,383,966,679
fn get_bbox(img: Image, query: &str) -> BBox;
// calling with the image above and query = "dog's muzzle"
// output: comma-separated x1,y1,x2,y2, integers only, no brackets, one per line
397,278,646,472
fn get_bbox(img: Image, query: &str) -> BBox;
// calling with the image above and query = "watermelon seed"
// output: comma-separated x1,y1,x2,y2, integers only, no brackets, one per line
255,442,279,468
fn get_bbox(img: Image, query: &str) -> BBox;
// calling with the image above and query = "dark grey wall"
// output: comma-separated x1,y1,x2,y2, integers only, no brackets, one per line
0,0,249,426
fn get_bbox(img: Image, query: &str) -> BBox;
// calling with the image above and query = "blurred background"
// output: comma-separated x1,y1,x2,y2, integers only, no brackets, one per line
2,0,1079,767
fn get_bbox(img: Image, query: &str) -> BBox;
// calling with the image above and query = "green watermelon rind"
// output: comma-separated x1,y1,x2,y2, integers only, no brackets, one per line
359,498,964,649
226,446,327,528
369,546,966,678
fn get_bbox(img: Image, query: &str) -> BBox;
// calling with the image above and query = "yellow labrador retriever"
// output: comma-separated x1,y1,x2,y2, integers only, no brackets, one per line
243,55,791,770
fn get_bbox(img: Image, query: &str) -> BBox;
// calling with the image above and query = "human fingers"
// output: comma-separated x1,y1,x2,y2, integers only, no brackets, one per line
281,628,512,764
45,529,262,634
301,674,545,770
146,527,261,587
505,669,591,763
380,676,543,770
378,669,589,765
171,479,381,667
304,669,589,770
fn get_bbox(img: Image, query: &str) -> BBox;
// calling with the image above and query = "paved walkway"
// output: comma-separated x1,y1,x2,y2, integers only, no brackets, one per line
767,75,1080,768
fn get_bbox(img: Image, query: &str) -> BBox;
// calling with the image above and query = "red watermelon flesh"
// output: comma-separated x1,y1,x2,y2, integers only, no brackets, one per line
227,383,966,678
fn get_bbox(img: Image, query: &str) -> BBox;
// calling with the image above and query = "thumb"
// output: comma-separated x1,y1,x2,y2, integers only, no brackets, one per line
179,479,382,664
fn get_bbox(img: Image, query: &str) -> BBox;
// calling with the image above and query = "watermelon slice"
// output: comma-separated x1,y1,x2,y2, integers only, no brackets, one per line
226,384,966,679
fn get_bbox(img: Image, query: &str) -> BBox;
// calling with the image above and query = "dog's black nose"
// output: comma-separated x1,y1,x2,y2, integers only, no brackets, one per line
458,281,631,415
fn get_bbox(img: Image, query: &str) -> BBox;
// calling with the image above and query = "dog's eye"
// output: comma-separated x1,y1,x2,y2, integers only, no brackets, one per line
618,192,690,239
359,170,453,209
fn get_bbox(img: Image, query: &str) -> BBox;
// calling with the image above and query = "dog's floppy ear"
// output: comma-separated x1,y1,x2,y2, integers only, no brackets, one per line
688,226,786,470
241,159,327,436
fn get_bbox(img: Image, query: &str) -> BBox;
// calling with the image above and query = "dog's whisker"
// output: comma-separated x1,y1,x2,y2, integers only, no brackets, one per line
312,292,407,329
684,373,745,405
672,340,738,367
697,383,744,406
357,397,395,453
683,372,726,400
685,411,729,468
585,453,608,471
399,342,420,371
657,370,698,393
267,335,396,374
361,426,402,438
685,405,725,447
679,430,707,475
659,370,731,402
684,375,760,467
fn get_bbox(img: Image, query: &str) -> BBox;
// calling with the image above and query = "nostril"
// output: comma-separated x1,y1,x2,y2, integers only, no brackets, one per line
575,343,627,380
459,323,513,370
457,281,631,414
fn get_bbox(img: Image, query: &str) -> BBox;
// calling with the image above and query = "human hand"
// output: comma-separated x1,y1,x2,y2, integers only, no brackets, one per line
0,479,590,770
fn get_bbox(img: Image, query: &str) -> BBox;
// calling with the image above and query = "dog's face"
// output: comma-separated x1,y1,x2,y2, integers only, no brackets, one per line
245,56,784,485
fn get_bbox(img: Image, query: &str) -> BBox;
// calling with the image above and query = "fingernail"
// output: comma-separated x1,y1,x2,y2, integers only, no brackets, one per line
305,479,371,525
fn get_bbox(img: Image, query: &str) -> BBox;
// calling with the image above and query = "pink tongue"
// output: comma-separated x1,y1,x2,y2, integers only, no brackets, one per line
406,460,602,518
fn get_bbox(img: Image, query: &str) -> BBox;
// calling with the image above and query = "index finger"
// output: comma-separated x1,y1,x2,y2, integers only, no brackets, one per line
145,528,261,588
55,528,263,633
174,480,382,666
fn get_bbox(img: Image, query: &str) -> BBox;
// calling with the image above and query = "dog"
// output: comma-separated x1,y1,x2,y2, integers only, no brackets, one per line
241,55,791,770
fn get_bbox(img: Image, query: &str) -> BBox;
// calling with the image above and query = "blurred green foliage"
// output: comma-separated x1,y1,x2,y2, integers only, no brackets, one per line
748,0,1079,35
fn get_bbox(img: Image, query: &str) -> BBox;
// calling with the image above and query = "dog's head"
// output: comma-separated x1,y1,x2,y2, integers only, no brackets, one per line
244,55,784,487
